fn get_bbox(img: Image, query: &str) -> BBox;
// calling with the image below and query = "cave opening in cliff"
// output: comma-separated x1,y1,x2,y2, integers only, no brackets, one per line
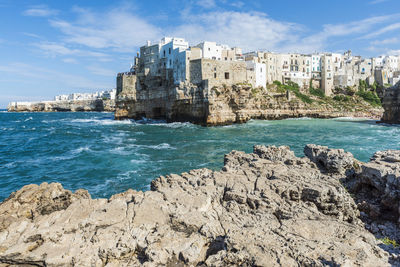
152,107,166,119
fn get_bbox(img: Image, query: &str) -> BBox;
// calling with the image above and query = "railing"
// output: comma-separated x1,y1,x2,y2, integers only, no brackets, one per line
117,71,135,76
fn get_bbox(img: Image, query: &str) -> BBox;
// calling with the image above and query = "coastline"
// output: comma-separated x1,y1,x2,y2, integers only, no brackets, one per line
7,99,115,113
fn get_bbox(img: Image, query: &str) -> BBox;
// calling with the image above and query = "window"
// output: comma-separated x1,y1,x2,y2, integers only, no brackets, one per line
208,48,211,51
169,48,171,54
163,50,166,57
214,67,217,71
169,59,171,66
225,57,227,61
225,72,229,79
214,73,217,78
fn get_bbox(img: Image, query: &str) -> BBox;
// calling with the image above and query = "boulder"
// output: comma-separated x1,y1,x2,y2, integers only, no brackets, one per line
304,144,355,174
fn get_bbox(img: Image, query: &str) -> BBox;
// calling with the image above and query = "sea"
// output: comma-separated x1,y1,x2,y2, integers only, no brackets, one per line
1,110,400,201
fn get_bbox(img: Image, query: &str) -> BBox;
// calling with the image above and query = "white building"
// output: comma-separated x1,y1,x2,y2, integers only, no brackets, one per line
311,54,321,78
383,55,399,71
246,61,266,88
195,41,230,60
54,89,116,101
159,37,189,69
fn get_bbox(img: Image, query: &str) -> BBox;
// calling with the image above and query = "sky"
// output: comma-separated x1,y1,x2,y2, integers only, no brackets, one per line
0,0,400,108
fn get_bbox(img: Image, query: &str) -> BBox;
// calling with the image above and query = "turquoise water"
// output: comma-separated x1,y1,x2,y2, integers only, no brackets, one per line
1,110,400,201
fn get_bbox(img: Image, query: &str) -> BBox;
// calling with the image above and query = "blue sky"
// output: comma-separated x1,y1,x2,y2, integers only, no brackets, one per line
0,0,400,108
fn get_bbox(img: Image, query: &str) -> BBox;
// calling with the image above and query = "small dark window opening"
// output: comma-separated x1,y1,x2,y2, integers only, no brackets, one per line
214,73,217,78
169,48,171,54
225,72,229,79
163,50,166,57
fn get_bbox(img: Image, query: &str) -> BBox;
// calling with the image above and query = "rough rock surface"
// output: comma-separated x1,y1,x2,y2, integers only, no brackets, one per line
115,81,383,125
381,81,400,124
0,145,398,266
7,99,115,112
343,149,400,262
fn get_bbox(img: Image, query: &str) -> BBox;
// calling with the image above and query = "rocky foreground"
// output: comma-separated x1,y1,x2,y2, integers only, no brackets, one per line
0,145,399,266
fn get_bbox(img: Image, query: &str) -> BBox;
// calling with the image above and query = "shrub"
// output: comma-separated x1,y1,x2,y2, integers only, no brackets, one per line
356,91,381,107
333,95,350,102
309,87,325,98
380,237,399,248
359,79,368,92
295,92,313,104
251,87,260,97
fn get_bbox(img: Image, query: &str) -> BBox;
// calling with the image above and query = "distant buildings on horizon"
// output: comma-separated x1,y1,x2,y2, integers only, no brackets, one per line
54,89,116,101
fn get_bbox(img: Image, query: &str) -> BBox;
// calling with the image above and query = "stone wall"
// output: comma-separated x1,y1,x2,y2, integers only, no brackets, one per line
189,59,247,88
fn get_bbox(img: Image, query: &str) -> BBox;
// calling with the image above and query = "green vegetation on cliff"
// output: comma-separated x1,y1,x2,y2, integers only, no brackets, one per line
356,80,381,107
273,81,313,104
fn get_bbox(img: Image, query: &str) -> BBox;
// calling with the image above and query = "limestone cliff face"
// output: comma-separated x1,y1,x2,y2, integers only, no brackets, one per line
7,99,115,112
115,76,382,125
0,145,399,266
205,84,382,125
381,81,400,124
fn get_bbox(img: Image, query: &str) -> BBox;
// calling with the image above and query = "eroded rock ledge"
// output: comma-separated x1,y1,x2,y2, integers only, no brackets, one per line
0,145,399,266
7,99,115,112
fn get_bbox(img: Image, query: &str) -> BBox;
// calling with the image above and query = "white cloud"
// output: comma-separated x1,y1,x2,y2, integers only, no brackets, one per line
86,65,116,77
361,22,400,39
369,0,389,4
34,42,80,56
62,58,78,64
48,7,161,52
22,32,41,39
168,11,400,54
231,1,244,8
0,62,110,89
171,11,303,52
34,41,112,61
387,49,400,56
196,0,216,9
371,37,399,45
23,5,58,17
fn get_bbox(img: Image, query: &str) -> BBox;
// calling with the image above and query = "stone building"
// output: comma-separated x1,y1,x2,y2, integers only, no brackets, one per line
321,54,334,95
189,58,247,88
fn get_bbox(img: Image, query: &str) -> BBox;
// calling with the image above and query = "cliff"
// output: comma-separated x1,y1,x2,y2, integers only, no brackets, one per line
381,81,400,124
115,75,382,125
0,145,399,266
7,99,115,112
